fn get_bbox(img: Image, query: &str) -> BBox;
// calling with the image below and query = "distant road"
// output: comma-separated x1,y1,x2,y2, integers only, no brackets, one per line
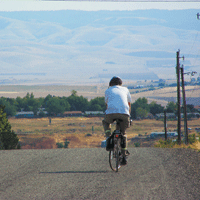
0,148,199,200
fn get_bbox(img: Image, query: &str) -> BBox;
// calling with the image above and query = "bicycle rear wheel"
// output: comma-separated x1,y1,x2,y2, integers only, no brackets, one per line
109,140,122,172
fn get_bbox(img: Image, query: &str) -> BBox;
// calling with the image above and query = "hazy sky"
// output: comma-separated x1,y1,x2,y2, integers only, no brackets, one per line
0,1,200,12
0,1,200,84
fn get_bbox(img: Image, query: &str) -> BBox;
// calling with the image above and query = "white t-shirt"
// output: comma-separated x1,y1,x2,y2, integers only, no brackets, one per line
105,85,132,115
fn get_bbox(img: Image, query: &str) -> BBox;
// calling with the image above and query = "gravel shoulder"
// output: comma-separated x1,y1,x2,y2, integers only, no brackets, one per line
0,148,199,200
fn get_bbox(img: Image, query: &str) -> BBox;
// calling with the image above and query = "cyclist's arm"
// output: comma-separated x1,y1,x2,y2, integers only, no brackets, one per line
127,89,131,114
128,102,131,114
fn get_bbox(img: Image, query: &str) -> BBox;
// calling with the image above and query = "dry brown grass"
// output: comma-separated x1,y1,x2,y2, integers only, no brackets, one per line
172,141,200,150
9,117,106,149
8,117,200,149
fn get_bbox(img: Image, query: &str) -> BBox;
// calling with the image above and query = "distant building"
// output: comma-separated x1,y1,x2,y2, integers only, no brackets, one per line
15,111,34,118
63,111,83,117
150,132,178,139
136,85,144,88
84,111,104,117
194,105,200,112
127,86,135,89
37,108,48,116
156,113,176,119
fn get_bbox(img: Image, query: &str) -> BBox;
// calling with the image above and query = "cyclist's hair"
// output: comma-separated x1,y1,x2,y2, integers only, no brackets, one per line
109,76,122,86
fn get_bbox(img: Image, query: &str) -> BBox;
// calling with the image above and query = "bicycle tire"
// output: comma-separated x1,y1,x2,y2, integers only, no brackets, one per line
116,140,119,172
109,139,122,172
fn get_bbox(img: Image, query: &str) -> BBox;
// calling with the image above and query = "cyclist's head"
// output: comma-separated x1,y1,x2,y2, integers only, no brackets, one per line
109,76,122,86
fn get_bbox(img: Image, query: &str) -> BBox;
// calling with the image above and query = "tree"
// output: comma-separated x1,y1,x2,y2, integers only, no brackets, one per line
60,97,71,111
46,97,66,116
136,107,148,119
166,102,177,113
0,97,17,116
71,90,77,96
0,105,20,150
16,96,26,111
131,97,149,119
149,85,155,90
67,92,89,112
43,94,52,108
186,104,198,113
149,101,164,116
158,83,165,87
88,97,106,111
89,104,102,111
23,93,41,115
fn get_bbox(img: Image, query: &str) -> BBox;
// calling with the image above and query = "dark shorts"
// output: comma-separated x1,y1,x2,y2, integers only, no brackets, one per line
102,113,130,134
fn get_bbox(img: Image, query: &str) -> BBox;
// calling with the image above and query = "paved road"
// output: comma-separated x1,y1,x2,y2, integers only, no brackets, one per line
0,148,199,200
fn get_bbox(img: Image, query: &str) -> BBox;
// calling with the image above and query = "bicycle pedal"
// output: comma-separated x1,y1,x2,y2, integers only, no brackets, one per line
125,150,130,156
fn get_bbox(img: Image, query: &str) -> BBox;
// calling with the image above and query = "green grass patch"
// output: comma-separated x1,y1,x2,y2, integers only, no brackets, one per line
154,139,177,148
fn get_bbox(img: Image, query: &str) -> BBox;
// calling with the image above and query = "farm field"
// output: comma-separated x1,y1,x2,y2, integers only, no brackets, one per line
130,85,200,106
8,117,200,150
0,84,199,106
0,85,102,101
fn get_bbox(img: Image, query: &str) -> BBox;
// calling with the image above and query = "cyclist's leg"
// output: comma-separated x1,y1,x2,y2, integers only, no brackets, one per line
117,114,130,157
102,117,111,137
102,114,118,137
118,114,130,134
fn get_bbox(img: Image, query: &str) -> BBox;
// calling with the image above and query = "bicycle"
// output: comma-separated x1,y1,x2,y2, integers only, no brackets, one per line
108,119,127,172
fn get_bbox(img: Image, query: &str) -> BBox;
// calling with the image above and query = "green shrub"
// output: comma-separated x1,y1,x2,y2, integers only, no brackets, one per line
134,142,140,147
188,134,197,144
56,139,70,148
85,133,92,137
56,142,64,148
64,139,70,148
154,139,176,148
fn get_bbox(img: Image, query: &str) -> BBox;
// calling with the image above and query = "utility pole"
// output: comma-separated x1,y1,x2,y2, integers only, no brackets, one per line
164,110,167,141
176,50,181,144
180,66,188,144
176,50,185,144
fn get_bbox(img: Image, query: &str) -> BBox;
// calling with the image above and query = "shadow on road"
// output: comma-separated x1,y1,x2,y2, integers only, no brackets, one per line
39,170,109,174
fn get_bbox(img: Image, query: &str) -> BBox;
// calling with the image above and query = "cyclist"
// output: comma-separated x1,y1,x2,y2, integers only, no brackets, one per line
102,76,132,165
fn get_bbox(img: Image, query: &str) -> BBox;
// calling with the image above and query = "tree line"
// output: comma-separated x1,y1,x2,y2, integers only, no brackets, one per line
131,97,198,119
0,91,198,119
0,93,199,150
0,90,106,117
